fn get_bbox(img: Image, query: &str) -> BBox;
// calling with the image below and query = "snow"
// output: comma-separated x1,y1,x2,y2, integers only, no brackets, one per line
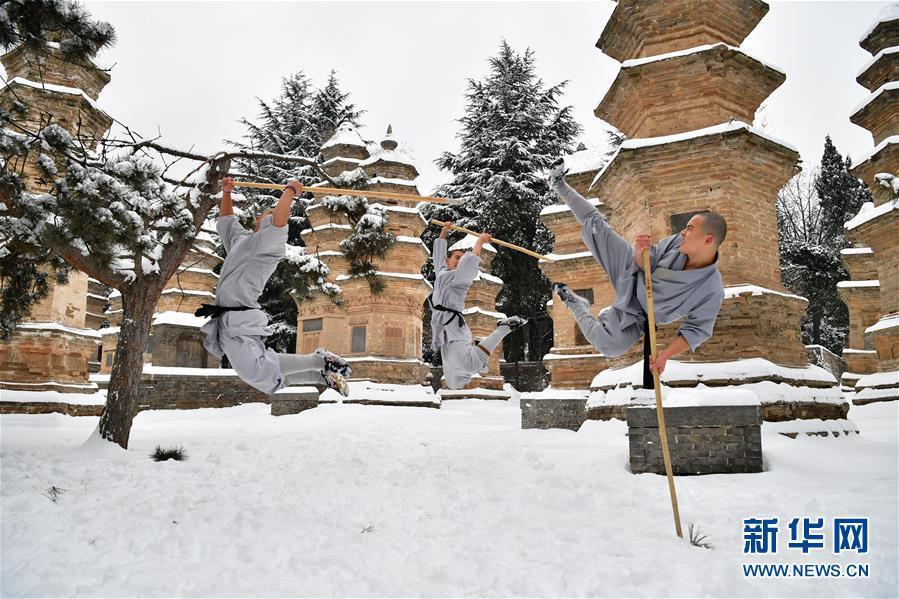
852,135,899,168
98,326,120,336
723,284,808,302
589,380,845,409
161,288,215,298
449,234,497,253
875,172,899,195
845,199,898,230
850,81,899,118
854,386,899,403
763,418,859,436
320,381,438,406
540,198,602,216
335,272,433,288
360,149,418,169
840,247,874,255
541,352,601,360
438,388,511,398
322,155,362,166
273,386,319,395
300,223,354,235
856,370,899,389
591,121,799,189
859,2,899,43
546,250,594,261
836,279,880,288
866,313,899,334
0,389,105,405
151,311,210,328
369,176,419,186
842,349,878,355
620,43,786,76
321,122,367,150
462,306,507,319
6,77,107,114
474,271,503,284
1,399,895,597
592,358,838,391
15,322,101,339
857,46,899,78
562,149,605,175
142,365,238,377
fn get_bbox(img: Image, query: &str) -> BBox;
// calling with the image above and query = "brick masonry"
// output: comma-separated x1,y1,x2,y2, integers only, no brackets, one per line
270,388,319,416
521,396,587,431
627,405,763,475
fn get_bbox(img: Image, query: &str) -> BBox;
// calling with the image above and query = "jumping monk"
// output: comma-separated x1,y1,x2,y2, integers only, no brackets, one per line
547,159,726,376
197,177,352,396
430,221,528,390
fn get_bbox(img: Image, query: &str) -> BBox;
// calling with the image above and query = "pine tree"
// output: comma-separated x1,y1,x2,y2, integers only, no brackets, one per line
817,135,871,245
777,136,872,353
422,41,581,362
0,3,341,446
226,72,364,352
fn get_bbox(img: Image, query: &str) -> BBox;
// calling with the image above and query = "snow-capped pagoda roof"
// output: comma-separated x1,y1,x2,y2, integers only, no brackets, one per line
321,122,367,150
449,234,497,254
860,3,899,44
563,146,606,176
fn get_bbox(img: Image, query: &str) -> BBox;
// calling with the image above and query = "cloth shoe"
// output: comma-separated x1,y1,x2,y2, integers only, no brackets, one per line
547,157,569,188
325,371,350,397
496,316,529,331
552,282,590,309
316,348,352,378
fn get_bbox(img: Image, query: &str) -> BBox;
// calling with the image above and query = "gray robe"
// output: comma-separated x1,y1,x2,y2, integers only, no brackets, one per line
430,238,492,389
553,178,724,356
200,214,289,394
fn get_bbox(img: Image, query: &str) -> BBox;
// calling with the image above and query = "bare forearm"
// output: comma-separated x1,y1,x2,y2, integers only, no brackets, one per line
659,334,691,361
220,190,234,216
272,187,295,228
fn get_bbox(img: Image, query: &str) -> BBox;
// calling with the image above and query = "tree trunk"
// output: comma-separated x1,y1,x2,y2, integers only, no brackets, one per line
98,285,161,448
812,311,822,346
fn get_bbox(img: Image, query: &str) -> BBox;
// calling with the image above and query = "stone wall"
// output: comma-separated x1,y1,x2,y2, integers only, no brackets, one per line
805,345,847,381
627,405,763,475
500,361,548,392
521,396,587,431
135,372,268,411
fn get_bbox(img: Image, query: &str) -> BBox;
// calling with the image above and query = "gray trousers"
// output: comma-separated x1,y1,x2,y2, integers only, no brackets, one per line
555,180,644,357
441,324,511,390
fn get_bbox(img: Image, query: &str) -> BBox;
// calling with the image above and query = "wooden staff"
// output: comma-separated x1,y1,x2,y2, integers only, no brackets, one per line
431,219,551,262
231,180,458,205
643,249,684,539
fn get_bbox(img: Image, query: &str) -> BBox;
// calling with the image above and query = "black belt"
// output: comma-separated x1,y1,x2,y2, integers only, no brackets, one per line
194,304,255,319
427,295,466,329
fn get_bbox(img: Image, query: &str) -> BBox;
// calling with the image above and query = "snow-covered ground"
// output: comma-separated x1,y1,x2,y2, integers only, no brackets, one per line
2,399,896,598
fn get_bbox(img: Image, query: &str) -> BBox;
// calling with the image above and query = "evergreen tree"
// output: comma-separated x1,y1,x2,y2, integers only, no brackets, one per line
817,135,871,245
777,136,872,353
226,72,364,352
422,41,581,362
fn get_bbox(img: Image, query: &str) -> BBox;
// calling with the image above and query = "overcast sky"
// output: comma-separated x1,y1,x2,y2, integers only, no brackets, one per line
18,1,890,193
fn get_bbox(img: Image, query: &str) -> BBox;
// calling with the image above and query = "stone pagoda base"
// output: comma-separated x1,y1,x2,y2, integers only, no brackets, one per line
0,324,100,394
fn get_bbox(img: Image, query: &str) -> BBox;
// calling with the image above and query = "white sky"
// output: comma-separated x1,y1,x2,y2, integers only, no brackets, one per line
14,1,891,193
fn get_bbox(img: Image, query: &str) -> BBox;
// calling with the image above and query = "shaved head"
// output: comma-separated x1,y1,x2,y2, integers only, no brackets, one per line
696,211,727,246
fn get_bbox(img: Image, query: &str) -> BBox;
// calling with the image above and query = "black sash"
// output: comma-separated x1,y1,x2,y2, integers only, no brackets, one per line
426,294,466,329
194,303,255,319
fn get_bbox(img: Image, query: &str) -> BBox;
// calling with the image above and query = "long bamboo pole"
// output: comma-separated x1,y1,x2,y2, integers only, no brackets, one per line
231,180,458,205
431,219,551,262
643,249,684,539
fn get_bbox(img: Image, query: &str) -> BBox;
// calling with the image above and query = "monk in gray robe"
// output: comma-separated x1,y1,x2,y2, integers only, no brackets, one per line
199,177,351,396
430,222,527,390
548,160,726,376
